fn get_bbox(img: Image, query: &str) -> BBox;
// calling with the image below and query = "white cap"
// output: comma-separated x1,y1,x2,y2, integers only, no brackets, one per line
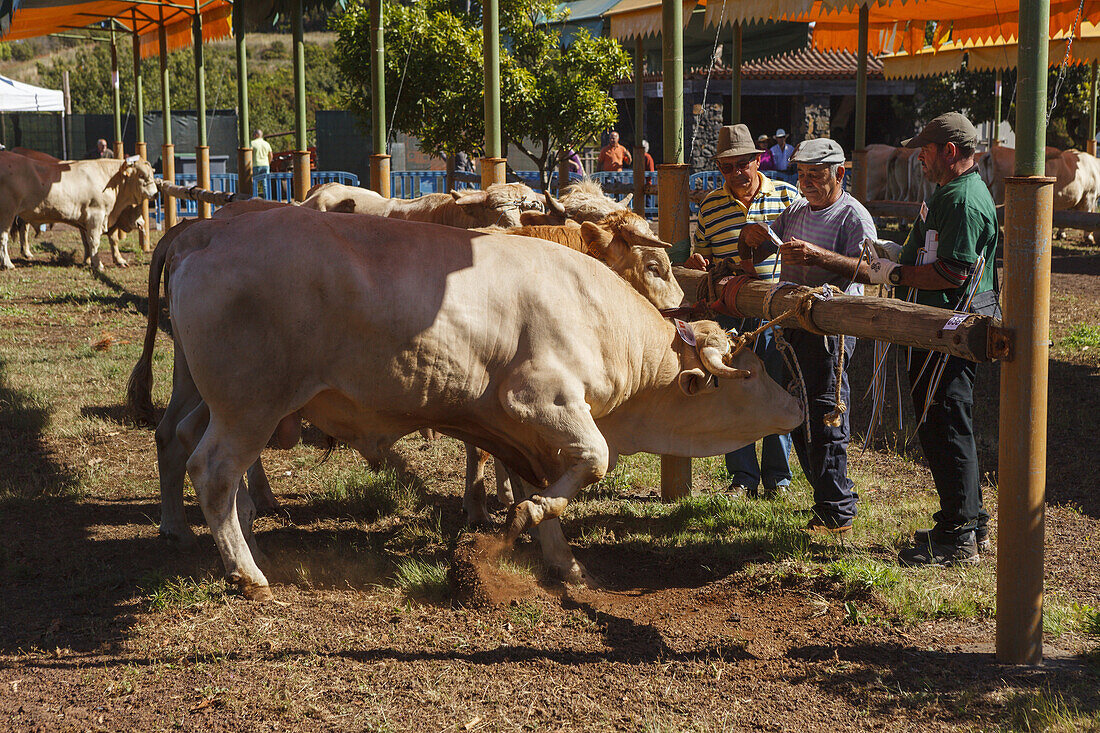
775,128,787,138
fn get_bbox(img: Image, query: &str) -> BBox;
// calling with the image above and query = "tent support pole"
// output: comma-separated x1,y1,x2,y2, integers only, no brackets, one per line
193,0,210,218
133,31,150,251
292,0,311,201
481,0,505,187
159,23,176,228
853,3,868,201
234,0,253,198
730,21,742,124
633,36,646,216
992,68,1003,149
1088,61,1097,155
997,0,1051,667
370,0,390,196
111,29,123,158
659,0,691,501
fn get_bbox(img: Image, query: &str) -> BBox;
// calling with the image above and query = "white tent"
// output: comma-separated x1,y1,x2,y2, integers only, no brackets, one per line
0,74,63,112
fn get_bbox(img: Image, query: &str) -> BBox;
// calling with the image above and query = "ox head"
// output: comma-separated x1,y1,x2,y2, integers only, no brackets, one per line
578,210,684,310
668,320,804,448
450,182,544,228
523,180,636,227
119,156,159,201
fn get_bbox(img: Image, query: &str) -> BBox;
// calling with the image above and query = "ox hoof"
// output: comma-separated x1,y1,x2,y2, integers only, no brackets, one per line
159,527,200,549
504,500,536,544
114,258,129,268
254,496,281,515
238,580,275,602
1,260,14,271
560,562,599,588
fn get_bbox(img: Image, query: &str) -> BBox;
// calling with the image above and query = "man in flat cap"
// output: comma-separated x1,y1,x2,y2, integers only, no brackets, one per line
687,124,799,498
867,111,998,567
740,137,878,534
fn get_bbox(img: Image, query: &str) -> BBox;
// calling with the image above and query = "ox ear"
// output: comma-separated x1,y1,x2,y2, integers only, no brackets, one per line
677,368,717,396
452,189,489,206
580,221,614,257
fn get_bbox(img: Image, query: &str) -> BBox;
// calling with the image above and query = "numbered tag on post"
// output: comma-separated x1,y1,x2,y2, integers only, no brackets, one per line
942,312,968,331
673,318,696,346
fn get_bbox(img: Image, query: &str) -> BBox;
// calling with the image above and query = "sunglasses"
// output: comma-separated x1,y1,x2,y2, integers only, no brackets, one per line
718,157,758,174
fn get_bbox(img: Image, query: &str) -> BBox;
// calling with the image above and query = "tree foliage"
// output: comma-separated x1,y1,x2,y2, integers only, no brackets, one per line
332,0,630,185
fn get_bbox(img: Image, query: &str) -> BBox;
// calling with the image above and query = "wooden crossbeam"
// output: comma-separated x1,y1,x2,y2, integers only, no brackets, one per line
672,267,1011,363
154,178,237,207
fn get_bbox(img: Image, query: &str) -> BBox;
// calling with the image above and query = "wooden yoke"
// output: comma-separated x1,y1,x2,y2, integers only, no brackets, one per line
673,267,1011,363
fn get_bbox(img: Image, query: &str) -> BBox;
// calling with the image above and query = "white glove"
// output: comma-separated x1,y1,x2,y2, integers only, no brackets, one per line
865,242,899,285
865,237,903,262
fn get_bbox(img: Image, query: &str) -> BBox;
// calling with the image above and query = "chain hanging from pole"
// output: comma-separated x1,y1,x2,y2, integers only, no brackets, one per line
1047,0,1086,122
687,0,729,166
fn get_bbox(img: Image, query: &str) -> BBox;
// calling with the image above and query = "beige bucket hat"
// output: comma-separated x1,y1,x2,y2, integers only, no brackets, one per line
715,124,760,160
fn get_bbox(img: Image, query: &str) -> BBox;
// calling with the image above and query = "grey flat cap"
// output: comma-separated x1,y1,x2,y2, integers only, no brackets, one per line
790,138,845,165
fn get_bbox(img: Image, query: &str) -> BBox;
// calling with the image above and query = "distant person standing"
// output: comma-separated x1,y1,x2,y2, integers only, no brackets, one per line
757,134,775,171
770,129,795,172
251,129,273,176
85,138,113,159
641,140,655,172
598,131,632,172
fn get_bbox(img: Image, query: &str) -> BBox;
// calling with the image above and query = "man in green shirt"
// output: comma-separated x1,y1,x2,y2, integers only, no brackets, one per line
866,112,999,566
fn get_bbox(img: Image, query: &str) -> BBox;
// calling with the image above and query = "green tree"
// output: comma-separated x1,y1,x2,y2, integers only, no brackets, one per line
332,0,630,187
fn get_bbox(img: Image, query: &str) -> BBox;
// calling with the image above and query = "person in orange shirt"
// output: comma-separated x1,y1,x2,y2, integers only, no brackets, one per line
597,131,632,172
641,140,655,172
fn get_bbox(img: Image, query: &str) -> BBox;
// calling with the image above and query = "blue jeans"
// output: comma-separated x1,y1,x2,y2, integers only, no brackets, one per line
253,165,270,176
724,320,793,492
788,330,858,524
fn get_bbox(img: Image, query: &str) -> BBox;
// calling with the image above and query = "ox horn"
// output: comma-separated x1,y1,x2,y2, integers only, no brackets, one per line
620,226,672,250
544,192,567,218
698,340,751,380
620,193,634,208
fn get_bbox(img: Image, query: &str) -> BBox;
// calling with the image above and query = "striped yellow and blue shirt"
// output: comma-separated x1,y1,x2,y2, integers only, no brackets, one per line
693,173,800,280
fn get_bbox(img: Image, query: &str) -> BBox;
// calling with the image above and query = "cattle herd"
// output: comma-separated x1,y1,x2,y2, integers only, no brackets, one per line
3,141,1092,601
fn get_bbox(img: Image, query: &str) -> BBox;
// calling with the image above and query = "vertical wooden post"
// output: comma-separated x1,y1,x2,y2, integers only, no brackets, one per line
132,31,150,251
730,21,742,124
292,0,311,201
992,68,1003,149
193,0,210,218
633,37,646,217
481,0,505,187
997,0,1050,667
1087,61,1097,156
659,0,691,501
159,23,176,228
370,0,391,196
853,4,868,201
111,30,124,158
234,0,253,198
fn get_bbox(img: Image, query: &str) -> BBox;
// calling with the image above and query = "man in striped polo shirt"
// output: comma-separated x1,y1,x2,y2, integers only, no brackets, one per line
685,123,799,499
741,138,878,535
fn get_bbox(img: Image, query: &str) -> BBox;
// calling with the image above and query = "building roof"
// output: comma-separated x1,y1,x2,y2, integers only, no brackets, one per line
687,48,883,81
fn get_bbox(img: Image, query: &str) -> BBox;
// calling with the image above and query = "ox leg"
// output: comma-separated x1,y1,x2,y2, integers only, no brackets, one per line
183,415,273,601
155,358,206,547
462,444,493,526
107,228,129,267
510,475,594,586
19,223,33,260
246,459,281,514
0,228,14,270
80,224,104,273
493,457,515,507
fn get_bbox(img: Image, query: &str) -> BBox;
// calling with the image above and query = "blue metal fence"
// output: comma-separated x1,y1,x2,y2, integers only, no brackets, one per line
154,170,362,223
589,171,659,216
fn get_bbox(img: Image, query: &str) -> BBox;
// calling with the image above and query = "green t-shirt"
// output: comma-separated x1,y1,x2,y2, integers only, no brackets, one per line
899,167,999,310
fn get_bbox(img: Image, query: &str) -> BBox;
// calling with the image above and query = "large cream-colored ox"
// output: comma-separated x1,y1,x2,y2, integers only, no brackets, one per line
0,151,158,271
129,208,802,598
300,181,545,229
863,144,897,201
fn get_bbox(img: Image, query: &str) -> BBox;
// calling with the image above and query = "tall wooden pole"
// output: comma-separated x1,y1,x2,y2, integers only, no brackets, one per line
110,30,124,158
132,31,150,251
992,68,1003,149
853,4,869,201
159,22,176,228
730,21,742,124
1087,61,1098,155
481,0,506,187
659,0,691,501
370,0,390,196
292,0,311,201
193,0,210,218
633,37,646,216
997,0,1051,666
234,0,253,198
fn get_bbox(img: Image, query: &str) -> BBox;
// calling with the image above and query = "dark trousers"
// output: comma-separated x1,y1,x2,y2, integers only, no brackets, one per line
907,350,989,540
725,320,793,490
789,330,858,523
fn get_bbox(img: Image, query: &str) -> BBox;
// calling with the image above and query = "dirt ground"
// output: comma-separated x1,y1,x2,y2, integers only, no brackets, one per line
0,227,1098,732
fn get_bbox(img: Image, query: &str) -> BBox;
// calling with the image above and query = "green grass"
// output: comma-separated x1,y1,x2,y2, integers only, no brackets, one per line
1061,323,1100,350
311,465,420,521
140,574,228,611
506,600,546,628
391,558,449,602
1003,687,1100,732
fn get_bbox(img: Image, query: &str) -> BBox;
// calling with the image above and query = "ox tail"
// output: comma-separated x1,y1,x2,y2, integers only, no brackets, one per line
126,221,190,425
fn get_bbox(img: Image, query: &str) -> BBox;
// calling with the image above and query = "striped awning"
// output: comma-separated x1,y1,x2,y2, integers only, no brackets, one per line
605,0,702,40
